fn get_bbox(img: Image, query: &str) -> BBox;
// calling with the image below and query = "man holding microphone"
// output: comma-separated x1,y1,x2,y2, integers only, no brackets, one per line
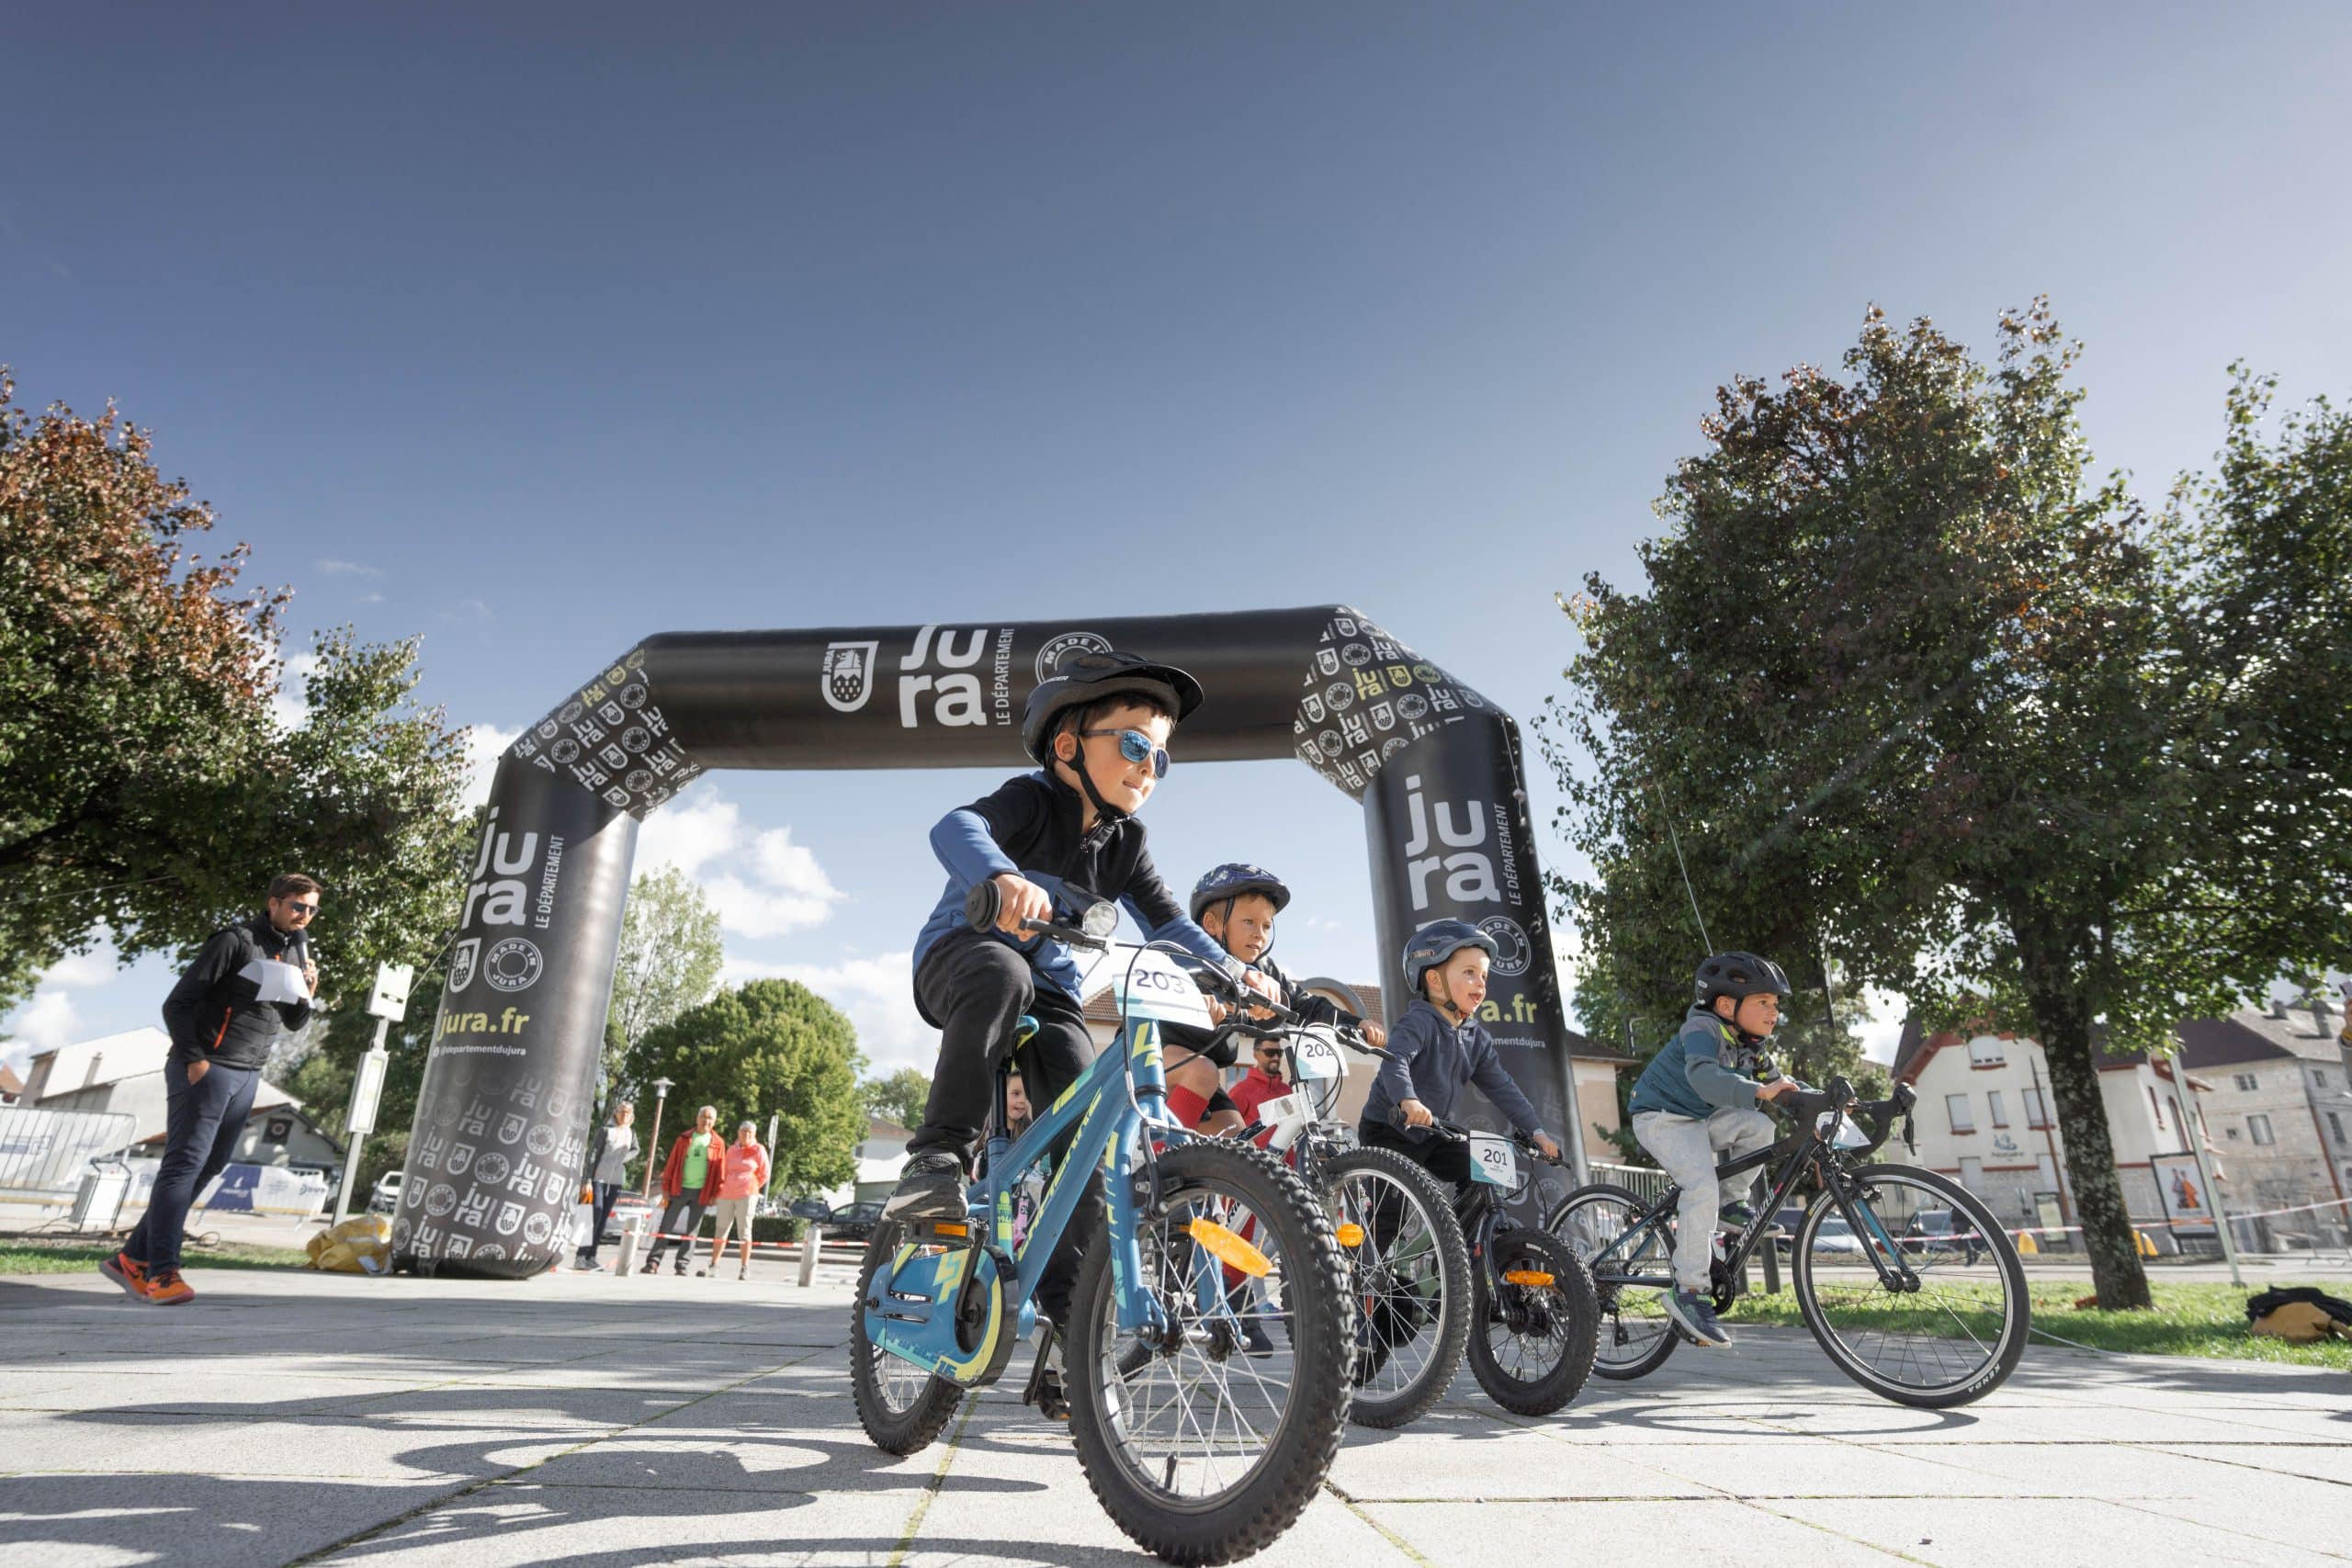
102,874,322,1304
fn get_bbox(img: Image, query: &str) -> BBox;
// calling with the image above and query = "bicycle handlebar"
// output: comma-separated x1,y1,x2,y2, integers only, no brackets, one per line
1396,1112,1563,1167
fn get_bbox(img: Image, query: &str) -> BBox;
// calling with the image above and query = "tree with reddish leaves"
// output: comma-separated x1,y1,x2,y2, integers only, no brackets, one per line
0,371,472,1016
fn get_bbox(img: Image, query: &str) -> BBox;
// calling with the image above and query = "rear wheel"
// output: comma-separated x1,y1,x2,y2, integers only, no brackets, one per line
1548,1183,1678,1381
1464,1228,1598,1416
1792,1165,2029,1408
1318,1146,1471,1429
850,1223,965,1454
1067,1141,1351,1565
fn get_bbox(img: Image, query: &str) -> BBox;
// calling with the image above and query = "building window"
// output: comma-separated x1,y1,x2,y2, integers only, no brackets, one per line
2247,1113,2276,1146
2233,1073,2258,1092
2329,1111,2346,1144
1967,1037,2006,1067
2314,1069,2330,1089
2147,1087,2166,1130
1946,1094,1975,1134
1986,1090,2009,1128
1958,1156,1984,1190
2023,1088,2051,1128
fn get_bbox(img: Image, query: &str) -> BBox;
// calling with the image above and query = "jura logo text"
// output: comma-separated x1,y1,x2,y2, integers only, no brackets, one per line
1401,774,1499,910
899,625,992,728
463,807,539,931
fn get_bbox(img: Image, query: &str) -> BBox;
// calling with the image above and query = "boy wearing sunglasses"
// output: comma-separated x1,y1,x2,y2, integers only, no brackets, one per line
888,650,1277,1411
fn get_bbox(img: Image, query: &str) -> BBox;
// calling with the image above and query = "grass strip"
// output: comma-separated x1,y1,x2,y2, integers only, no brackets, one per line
1726,1278,2351,1369
1,1237,311,1275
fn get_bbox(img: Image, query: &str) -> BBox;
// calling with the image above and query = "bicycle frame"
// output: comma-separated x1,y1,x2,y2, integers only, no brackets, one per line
1588,1120,1921,1297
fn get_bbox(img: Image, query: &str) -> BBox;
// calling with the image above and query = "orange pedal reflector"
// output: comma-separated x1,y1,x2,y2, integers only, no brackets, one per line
932,1222,969,1238
1501,1269,1554,1288
1188,1217,1272,1277
1335,1223,1366,1248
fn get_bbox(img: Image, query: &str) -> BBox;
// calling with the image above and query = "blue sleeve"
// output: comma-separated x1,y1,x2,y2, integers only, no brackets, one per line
1372,1010,1437,1111
930,808,1020,889
1681,1020,1759,1111
1468,1033,1547,1137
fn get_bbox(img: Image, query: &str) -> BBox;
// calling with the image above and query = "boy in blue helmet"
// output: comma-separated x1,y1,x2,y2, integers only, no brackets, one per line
1360,919,1561,1185
1161,863,1387,1135
1626,951,1801,1348
888,649,1277,1411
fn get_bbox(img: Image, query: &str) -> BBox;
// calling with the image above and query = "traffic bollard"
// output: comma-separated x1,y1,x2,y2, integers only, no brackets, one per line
797,1224,820,1287
616,1213,645,1275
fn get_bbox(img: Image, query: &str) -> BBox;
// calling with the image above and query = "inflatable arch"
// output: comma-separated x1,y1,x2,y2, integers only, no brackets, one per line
392,606,1583,1276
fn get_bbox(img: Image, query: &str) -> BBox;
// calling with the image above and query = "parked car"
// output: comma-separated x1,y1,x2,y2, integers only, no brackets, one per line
366,1170,404,1214
787,1197,833,1223
827,1200,884,1242
600,1190,656,1245
1902,1207,1986,1263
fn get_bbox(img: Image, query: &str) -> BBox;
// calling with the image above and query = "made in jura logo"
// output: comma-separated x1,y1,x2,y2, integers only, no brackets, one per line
820,625,1030,730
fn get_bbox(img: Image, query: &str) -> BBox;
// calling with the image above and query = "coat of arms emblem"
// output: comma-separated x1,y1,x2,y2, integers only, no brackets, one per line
821,641,879,713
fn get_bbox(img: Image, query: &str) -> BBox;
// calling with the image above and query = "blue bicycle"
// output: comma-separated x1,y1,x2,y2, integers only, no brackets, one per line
850,892,1352,1566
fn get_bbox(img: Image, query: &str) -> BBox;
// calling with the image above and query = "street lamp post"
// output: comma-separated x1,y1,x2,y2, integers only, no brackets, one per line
641,1077,674,1197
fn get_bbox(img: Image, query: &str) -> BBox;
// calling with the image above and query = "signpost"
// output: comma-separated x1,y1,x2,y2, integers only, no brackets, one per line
332,963,413,1226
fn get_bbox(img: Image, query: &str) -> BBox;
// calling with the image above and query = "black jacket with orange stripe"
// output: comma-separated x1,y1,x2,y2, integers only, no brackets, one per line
161,913,314,1071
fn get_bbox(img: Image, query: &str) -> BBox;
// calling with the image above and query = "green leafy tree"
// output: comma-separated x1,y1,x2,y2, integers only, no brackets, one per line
604,865,724,1099
861,1066,931,1131
1546,304,2348,1309
280,970,445,1200
631,979,865,1195
0,373,471,1011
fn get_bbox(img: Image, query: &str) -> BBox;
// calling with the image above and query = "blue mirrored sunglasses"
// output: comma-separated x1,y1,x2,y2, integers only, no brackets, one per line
1079,728,1170,778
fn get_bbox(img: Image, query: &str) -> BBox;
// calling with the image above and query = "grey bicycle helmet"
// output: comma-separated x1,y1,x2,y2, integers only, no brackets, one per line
1401,919,1498,996
1189,863,1293,923
1020,649,1204,767
1693,951,1792,1008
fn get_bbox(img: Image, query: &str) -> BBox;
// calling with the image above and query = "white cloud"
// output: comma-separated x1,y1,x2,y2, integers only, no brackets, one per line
0,930,123,1067
357,592,387,605
728,950,929,1073
315,558,381,578
271,653,322,732
461,724,522,811
634,784,845,939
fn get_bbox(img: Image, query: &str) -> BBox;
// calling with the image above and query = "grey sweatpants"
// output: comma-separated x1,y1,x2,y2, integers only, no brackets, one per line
1632,1106,1776,1292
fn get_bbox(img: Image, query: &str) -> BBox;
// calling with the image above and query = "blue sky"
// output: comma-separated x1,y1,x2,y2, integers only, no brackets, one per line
6,6,2348,1077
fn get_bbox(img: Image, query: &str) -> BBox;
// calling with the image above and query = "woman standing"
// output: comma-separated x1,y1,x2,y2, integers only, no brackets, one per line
575,1101,637,1272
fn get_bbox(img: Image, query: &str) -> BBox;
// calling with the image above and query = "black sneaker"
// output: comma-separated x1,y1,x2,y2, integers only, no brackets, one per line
882,1152,968,1223
1661,1288,1734,1348
1240,1317,1276,1357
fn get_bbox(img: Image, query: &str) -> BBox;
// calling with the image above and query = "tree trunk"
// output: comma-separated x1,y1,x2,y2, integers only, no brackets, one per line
2013,922,2153,1310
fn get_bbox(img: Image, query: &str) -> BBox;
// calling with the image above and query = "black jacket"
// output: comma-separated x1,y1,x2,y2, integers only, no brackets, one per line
161,913,314,1071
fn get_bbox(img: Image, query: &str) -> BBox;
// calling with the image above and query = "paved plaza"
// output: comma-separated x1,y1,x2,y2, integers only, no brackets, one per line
3,1262,2347,1567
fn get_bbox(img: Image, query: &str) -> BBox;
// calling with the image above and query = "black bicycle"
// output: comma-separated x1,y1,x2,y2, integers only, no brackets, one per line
1222,1011,1472,1430
1547,1079,2030,1408
1407,1115,1599,1416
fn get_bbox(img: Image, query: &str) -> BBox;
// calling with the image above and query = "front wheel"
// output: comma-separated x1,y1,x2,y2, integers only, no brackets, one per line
1464,1228,1598,1416
1319,1146,1471,1429
1067,1141,1351,1565
1792,1164,2029,1408
1548,1183,1679,1382
849,1223,965,1454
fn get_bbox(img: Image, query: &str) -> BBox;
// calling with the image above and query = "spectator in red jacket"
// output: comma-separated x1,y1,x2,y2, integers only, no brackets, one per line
1225,1037,1293,1149
639,1107,724,1276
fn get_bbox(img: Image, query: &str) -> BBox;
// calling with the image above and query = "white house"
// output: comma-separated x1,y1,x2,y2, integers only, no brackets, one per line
19,1027,345,1181
831,1115,910,1208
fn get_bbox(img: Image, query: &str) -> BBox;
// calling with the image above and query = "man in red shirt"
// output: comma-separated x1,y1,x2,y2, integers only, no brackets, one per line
1225,1038,1293,1149
640,1106,725,1276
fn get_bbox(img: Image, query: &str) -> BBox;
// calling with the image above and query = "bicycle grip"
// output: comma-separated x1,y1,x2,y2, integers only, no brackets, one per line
964,880,1001,931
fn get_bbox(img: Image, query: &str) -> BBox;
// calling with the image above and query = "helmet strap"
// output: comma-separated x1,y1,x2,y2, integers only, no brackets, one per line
1055,728,1130,830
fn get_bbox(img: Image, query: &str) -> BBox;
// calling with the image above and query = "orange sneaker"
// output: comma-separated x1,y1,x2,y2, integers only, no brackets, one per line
135,1269,196,1305
98,1251,147,1297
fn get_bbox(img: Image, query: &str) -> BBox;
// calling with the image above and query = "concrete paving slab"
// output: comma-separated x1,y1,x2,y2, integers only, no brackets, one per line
1587,1437,2018,1499
1768,1495,2348,1568
0,1472,476,1568
1361,1497,1906,1563
2146,1442,2352,1486
1328,1422,1706,1499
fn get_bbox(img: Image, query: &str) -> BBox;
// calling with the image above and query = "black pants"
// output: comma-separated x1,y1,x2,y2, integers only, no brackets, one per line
125,1060,262,1274
579,1181,623,1261
1358,1119,1475,1195
910,930,1098,1324
644,1196,705,1269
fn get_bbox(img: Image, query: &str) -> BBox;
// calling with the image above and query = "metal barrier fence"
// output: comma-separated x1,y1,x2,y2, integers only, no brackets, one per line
0,1109,138,1194
1589,1160,1670,1204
